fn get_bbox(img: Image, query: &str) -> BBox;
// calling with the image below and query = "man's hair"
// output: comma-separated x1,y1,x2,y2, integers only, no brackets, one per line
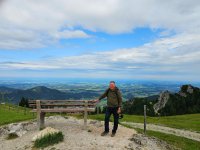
110,81,115,84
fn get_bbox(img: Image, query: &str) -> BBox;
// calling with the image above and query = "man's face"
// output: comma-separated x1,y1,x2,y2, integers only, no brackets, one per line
109,82,116,90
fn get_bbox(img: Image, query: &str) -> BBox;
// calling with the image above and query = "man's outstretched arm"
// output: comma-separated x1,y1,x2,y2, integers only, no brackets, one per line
93,89,108,103
98,89,108,100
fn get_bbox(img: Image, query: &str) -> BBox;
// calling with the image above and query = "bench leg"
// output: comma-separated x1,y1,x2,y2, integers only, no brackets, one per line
37,111,41,130
37,112,45,130
40,112,45,129
84,110,88,130
83,100,88,130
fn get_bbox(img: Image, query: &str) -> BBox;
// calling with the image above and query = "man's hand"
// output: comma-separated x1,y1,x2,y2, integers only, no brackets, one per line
117,107,121,114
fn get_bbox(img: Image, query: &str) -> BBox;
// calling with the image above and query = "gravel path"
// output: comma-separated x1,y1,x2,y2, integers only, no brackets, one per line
122,122,200,142
0,116,176,150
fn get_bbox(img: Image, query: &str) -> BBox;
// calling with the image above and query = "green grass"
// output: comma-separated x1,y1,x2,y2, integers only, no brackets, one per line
0,104,71,126
86,113,200,132
0,104,35,126
34,131,64,148
147,130,200,150
122,125,200,150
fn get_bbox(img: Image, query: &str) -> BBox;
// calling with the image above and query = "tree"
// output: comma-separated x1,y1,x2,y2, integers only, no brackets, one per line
19,97,29,107
123,98,156,116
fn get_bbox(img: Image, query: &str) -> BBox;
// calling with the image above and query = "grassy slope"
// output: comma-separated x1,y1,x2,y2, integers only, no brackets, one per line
128,126,200,150
1,104,200,150
0,104,35,126
87,113,200,132
86,114,200,150
147,130,200,150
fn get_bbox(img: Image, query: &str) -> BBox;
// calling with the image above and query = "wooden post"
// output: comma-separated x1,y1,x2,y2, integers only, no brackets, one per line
84,100,88,130
40,112,45,129
144,105,146,134
24,107,27,115
36,100,42,130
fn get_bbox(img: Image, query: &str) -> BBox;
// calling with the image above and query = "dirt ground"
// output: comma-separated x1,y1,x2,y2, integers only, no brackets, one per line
0,116,176,150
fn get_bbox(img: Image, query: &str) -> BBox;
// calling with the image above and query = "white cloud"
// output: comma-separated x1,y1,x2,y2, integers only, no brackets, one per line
0,0,200,49
51,30,90,39
1,32,199,76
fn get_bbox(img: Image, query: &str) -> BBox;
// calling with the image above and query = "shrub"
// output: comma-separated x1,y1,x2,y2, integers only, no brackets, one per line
34,131,64,148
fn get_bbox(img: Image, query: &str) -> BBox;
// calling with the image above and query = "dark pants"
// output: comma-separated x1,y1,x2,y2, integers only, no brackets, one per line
104,107,119,133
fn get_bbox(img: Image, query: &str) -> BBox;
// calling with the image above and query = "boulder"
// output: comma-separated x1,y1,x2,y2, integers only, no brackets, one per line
8,123,27,137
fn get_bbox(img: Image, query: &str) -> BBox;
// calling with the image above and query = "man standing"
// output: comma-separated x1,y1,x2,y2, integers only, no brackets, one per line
95,81,122,137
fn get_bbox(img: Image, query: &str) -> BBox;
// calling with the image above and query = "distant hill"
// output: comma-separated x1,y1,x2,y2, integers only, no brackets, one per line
0,86,99,104
123,84,200,116
0,86,18,93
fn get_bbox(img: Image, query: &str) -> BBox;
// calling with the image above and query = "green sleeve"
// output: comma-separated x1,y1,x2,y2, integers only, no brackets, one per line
98,89,108,100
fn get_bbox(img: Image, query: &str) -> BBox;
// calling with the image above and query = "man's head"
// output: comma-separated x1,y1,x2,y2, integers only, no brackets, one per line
109,81,116,90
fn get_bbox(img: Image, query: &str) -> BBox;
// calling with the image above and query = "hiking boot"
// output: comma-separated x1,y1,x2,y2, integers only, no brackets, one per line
111,132,116,137
101,131,109,136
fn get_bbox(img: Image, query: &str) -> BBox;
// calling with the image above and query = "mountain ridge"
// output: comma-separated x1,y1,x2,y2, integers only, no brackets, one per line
0,86,99,104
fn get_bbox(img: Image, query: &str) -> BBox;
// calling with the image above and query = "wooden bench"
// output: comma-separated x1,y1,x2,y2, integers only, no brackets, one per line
28,100,97,130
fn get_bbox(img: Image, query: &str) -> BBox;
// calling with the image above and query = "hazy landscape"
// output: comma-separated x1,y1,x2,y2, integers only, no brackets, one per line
1,78,199,103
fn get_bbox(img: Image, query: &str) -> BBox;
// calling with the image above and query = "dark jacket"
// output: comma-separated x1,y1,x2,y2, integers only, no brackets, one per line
98,87,122,107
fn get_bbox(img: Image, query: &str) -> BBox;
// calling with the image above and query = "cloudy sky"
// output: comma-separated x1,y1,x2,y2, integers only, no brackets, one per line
0,0,200,81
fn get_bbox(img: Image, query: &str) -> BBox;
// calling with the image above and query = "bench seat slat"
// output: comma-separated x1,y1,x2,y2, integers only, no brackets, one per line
29,100,96,103
31,108,95,113
29,103,95,107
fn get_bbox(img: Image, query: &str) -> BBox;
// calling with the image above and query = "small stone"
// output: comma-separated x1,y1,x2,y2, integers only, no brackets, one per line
89,120,97,124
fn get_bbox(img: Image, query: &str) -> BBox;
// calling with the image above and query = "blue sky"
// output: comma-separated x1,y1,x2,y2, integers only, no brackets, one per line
0,0,200,81
0,28,158,61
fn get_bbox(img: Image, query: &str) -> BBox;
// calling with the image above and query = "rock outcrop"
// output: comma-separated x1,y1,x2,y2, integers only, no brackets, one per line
153,84,200,115
187,85,194,94
178,84,194,97
153,91,170,114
